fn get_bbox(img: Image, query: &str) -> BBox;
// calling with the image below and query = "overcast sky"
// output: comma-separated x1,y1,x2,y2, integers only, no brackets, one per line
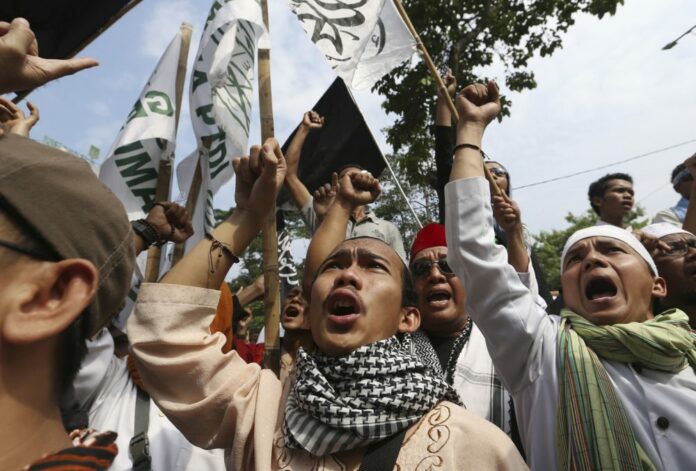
23,0,696,238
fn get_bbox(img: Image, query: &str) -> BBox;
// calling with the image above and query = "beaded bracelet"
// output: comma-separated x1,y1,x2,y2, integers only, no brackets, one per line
453,143,489,160
205,233,240,276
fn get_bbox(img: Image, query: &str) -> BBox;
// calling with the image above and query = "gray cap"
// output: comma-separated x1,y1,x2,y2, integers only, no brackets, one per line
0,134,134,336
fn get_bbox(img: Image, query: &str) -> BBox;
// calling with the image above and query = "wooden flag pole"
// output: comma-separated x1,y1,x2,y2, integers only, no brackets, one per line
144,22,193,282
258,0,282,376
392,0,501,196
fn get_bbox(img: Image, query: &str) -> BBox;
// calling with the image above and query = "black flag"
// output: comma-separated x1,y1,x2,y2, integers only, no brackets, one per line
278,77,386,206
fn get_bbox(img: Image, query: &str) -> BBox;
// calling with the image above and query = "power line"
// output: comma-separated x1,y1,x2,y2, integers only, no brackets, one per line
515,138,696,190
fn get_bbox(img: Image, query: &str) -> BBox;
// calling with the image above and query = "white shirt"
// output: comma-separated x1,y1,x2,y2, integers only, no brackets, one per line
74,330,227,471
445,177,696,471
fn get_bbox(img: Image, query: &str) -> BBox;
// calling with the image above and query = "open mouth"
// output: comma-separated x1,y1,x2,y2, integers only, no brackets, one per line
284,305,300,318
584,276,618,302
426,289,452,308
326,289,363,328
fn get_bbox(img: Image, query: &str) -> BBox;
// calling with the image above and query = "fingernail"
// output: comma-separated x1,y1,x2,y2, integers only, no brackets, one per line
263,145,271,153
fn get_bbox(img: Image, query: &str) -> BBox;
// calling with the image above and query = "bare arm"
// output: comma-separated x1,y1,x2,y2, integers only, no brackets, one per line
284,111,325,211
435,69,456,126
237,275,264,306
161,140,286,289
492,195,529,272
302,171,381,295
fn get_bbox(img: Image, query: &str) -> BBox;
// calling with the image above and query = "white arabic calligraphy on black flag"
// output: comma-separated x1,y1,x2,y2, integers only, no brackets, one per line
287,0,416,89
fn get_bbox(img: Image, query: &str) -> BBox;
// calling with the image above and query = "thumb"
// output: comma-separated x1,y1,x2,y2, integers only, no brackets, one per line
487,80,500,104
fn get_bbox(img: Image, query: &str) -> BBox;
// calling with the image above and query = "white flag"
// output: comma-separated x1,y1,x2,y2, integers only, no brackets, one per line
287,0,416,89
99,30,182,220
178,0,265,240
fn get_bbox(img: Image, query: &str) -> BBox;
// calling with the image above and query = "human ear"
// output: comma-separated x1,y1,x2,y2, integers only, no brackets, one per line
591,196,604,211
397,306,420,334
651,276,667,301
2,259,98,344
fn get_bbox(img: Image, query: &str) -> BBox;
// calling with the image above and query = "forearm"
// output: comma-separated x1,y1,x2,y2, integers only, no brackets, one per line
505,228,530,273
285,126,310,177
237,282,263,306
161,209,260,288
303,199,351,292
285,174,312,210
435,98,452,126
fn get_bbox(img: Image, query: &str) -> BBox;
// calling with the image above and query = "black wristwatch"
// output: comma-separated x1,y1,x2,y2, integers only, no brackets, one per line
131,219,161,247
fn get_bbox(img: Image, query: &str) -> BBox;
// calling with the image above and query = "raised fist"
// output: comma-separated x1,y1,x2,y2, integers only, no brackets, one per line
337,170,381,207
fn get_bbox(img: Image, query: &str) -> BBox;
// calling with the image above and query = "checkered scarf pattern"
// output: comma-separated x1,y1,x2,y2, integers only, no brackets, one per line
284,335,460,456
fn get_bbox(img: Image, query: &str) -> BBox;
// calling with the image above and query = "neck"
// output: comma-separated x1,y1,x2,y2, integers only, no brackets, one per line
283,330,314,362
601,213,625,228
0,341,70,469
351,206,366,221
428,312,469,338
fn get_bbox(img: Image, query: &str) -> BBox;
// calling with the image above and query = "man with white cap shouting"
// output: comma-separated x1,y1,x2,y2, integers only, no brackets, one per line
443,80,696,470
640,222,696,328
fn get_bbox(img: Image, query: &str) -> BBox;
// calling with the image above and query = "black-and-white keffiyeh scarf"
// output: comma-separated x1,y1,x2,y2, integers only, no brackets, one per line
284,335,461,456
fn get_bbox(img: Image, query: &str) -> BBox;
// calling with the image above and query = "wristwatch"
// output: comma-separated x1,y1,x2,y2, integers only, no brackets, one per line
131,219,161,247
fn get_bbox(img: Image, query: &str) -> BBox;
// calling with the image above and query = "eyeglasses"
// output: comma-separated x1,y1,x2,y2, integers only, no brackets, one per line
656,239,696,258
410,259,455,278
488,168,507,177
0,239,56,261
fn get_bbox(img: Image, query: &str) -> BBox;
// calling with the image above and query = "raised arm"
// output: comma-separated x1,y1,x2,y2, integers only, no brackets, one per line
132,201,194,254
0,97,39,137
434,69,457,222
284,111,324,212
492,194,529,273
161,140,285,288
127,140,286,467
445,83,556,394
302,171,381,295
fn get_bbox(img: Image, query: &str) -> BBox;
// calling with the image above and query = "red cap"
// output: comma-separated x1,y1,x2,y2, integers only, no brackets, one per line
410,223,447,260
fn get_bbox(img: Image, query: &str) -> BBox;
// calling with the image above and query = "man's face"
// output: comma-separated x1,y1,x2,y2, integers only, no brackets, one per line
281,287,309,331
596,179,634,220
410,246,467,336
309,238,417,356
561,236,665,325
652,233,696,308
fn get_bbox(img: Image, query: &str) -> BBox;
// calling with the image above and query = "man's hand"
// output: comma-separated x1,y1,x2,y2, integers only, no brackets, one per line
313,173,338,220
233,138,287,221
145,202,194,244
437,68,457,99
634,230,671,257
492,194,522,234
0,97,39,137
0,18,98,94
455,81,500,131
336,170,381,208
301,110,324,130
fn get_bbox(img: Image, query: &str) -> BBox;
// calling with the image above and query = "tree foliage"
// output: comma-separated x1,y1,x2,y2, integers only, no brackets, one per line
534,205,648,291
374,0,624,188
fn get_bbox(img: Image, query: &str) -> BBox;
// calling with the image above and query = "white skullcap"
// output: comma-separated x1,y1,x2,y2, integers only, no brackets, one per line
641,222,692,240
561,224,657,276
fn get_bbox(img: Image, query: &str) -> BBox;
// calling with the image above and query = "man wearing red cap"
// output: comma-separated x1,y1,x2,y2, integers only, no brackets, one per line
409,223,523,453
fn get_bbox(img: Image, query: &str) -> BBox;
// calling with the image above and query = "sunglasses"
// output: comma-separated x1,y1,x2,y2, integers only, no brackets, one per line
656,238,696,258
410,259,455,278
488,168,508,177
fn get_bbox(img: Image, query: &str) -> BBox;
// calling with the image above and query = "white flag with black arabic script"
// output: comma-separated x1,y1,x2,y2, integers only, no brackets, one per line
287,0,416,89
177,0,265,243
99,29,183,220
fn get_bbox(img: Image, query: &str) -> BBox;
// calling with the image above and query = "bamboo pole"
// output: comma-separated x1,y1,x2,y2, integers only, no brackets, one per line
258,0,281,376
392,0,501,196
144,22,193,282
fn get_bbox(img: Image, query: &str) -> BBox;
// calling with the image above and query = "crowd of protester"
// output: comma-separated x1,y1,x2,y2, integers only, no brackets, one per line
1,17,695,471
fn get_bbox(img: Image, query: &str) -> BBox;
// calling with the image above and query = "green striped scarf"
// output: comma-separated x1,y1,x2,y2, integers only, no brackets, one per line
557,308,696,470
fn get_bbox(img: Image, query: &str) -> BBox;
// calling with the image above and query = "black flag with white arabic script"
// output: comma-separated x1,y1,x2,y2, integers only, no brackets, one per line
278,77,386,206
